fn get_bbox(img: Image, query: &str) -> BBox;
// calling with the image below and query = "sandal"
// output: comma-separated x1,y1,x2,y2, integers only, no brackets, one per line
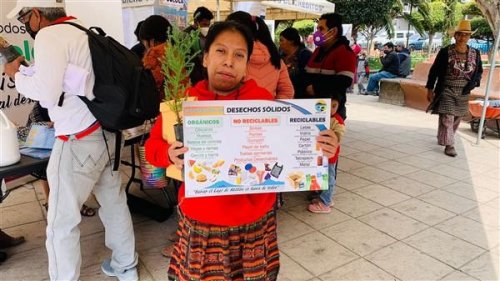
311,198,334,207
307,201,331,214
80,204,96,217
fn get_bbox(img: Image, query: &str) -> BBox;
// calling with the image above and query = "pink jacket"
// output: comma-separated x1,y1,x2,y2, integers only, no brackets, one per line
246,41,294,99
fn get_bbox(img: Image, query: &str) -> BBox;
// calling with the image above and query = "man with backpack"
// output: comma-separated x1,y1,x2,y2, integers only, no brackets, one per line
4,2,138,280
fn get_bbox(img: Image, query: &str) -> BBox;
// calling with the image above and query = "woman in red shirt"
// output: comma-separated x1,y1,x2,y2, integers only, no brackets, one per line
145,21,340,281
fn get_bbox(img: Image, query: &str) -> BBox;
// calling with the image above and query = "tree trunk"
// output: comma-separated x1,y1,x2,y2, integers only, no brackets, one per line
427,32,435,58
475,0,499,41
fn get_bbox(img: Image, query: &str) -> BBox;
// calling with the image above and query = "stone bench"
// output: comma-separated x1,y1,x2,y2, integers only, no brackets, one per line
379,78,406,106
379,60,500,111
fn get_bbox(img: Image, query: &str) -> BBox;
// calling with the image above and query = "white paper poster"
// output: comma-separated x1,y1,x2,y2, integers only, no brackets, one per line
183,99,331,198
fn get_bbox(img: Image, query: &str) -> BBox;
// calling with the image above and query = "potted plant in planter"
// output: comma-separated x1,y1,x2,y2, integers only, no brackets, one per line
160,24,200,180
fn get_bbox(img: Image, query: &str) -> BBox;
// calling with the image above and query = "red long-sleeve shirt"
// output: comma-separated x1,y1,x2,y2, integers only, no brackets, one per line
145,79,277,226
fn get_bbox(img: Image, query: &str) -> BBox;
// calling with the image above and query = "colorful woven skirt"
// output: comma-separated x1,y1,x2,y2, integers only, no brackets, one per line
168,210,280,281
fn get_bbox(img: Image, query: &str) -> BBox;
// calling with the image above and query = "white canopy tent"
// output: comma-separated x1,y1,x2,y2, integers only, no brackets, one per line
187,0,335,21
476,19,500,144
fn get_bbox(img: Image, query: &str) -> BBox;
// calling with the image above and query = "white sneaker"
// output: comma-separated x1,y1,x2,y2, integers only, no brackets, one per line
101,259,138,281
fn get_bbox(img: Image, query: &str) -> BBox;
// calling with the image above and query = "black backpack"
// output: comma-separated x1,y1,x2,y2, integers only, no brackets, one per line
58,21,160,169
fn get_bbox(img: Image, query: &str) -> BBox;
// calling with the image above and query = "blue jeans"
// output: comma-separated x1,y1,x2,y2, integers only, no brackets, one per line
319,163,337,206
366,71,397,92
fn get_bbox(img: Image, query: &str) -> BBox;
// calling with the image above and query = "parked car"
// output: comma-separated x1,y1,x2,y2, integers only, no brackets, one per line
408,34,426,51
427,37,492,53
468,39,492,53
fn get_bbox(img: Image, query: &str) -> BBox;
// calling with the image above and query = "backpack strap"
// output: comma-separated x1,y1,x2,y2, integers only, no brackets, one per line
114,132,122,171
57,21,122,171
56,21,106,37
55,21,101,107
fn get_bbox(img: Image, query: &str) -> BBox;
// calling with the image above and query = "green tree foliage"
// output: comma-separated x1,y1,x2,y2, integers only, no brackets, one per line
471,17,494,39
332,0,400,38
274,20,315,46
408,0,445,54
475,0,500,40
161,25,200,124
442,0,459,45
462,1,494,40
293,20,315,41
462,1,483,16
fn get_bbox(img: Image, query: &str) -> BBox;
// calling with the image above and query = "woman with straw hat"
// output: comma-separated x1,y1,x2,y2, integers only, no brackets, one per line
426,19,483,157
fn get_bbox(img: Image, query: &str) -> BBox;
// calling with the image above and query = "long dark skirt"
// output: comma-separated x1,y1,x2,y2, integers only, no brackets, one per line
168,210,280,281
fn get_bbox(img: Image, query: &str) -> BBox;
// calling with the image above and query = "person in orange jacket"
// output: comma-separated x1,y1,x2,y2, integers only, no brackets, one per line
227,11,294,99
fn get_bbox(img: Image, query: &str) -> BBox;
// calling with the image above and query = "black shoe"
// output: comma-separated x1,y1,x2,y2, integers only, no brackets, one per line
0,252,7,263
0,230,25,249
444,145,457,157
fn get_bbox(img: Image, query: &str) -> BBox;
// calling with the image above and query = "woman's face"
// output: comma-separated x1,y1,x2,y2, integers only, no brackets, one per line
203,30,248,95
331,99,339,114
454,32,471,47
279,36,292,53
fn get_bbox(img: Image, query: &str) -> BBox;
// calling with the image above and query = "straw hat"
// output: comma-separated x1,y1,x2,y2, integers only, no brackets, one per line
454,20,475,34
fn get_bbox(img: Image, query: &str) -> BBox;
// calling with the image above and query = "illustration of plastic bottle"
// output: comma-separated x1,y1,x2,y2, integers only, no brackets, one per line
322,173,328,190
317,156,323,166
305,174,311,189
310,175,320,191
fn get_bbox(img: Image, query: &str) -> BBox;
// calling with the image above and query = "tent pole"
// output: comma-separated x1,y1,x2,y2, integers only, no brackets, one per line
476,19,500,145
216,0,221,21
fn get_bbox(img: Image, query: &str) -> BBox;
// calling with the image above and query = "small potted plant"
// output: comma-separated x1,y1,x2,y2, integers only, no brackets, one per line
160,24,200,180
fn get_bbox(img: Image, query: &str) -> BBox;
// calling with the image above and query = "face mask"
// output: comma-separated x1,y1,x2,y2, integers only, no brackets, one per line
25,22,38,39
200,27,209,37
313,29,334,47
313,30,327,47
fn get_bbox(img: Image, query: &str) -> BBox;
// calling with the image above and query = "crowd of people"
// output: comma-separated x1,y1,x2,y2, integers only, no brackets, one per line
2,0,483,279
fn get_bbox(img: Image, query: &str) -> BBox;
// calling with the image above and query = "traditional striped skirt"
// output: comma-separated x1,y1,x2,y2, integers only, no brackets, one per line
168,210,280,281
438,79,470,117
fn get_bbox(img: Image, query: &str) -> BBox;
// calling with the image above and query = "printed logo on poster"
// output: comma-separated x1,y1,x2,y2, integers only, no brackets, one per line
159,0,186,9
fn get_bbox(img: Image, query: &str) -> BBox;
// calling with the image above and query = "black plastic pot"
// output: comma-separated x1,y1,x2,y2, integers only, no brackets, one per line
173,123,184,159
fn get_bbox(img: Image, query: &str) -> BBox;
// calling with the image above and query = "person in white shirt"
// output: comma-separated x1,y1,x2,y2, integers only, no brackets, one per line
4,2,138,280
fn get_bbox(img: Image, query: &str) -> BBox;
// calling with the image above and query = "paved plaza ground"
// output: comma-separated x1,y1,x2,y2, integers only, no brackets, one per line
1,94,499,281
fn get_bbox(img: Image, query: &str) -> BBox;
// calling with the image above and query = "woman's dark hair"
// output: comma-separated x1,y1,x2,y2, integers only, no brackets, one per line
280,27,303,47
204,21,254,60
134,20,144,41
139,15,172,43
193,6,214,22
226,11,281,69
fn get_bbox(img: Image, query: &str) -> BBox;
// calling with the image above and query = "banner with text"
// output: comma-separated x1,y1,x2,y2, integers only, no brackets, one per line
157,0,187,29
183,99,331,198
122,0,155,8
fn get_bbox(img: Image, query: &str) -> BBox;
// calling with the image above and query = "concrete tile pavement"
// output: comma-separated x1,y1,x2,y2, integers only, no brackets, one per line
0,94,498,280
